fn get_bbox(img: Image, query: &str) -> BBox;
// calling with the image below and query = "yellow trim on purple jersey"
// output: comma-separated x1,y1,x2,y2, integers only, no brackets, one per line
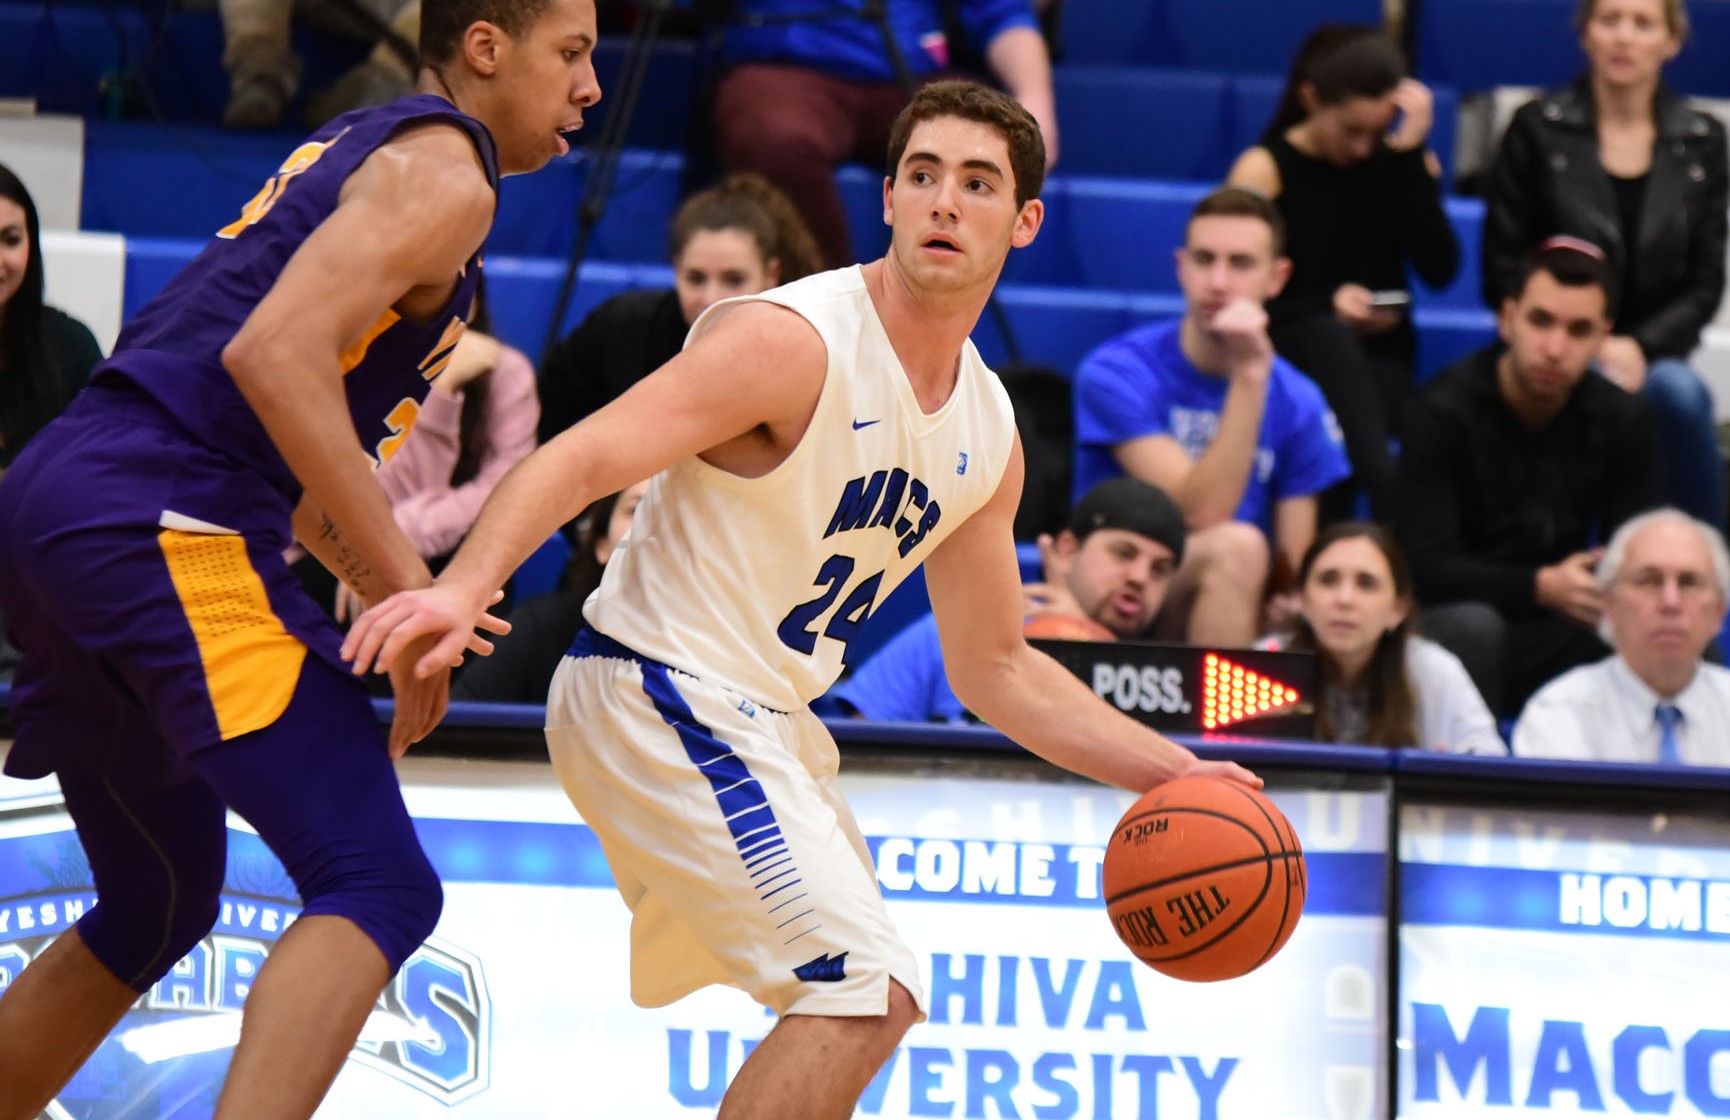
340,309,404,375
158,529,307,740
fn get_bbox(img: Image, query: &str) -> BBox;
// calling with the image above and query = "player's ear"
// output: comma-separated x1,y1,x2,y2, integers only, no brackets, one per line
881,175,895,227
1011,198,1043,249
462,20,505,75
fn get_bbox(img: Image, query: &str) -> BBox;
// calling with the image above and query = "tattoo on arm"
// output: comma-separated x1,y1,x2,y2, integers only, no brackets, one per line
318,514,373,592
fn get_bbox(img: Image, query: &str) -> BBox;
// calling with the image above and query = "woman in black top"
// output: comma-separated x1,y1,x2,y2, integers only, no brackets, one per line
0,164,104,678
1482,0,1726,528
0,163,102,471
1230,25,1460,525
536,173,822,443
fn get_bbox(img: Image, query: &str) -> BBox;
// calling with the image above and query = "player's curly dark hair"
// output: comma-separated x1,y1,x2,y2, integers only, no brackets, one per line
886,79,1045,207
421,0,555,64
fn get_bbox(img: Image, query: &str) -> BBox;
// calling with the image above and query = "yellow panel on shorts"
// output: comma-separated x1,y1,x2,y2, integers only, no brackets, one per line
158,529,307,741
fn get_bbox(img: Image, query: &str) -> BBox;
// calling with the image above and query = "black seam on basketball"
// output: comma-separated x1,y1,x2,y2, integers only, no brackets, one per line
1221,779,1303,861
1222,784,1303,972
1103,850,1300,906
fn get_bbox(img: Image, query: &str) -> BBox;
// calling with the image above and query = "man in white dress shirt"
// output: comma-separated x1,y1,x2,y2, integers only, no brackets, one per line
1513,509,1730,767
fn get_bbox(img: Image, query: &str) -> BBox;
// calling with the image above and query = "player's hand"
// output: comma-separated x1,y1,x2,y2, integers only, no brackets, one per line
1178,757,1264,790
388,635,450,758
342,584,511,679
1385,78,1434,151
1208,298,1275,374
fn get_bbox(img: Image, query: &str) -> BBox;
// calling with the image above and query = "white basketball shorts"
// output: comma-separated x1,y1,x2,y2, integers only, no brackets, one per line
545,628,928,1020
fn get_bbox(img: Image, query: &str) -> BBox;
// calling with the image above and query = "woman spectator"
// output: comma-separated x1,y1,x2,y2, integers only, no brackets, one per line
1482,0,1727,527
0,164,102,471
1229,25,1460,525
293,283,538,625
1268,521,1506,754
537,173,822,442
454,480,649,704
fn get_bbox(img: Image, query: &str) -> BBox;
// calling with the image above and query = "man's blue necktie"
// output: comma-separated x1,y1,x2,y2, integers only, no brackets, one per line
1656,703,1684,766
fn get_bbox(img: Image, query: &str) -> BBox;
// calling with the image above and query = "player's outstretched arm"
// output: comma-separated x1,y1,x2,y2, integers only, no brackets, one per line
344,300,830,678
927,436,1260,793
225,123,494,603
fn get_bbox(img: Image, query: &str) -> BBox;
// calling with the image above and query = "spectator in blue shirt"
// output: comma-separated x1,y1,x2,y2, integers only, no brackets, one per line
1074,186,1351,647
832,478,1187,723
715,0,1058,268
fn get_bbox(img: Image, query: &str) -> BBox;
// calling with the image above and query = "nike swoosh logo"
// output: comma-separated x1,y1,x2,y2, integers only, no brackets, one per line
852,418,881,430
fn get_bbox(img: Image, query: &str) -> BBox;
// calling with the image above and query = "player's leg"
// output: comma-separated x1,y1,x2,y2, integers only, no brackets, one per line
189,656,442,1120
720,980,921,1120
0,771,228,1120
718,708,920,1119
546,642,926,1114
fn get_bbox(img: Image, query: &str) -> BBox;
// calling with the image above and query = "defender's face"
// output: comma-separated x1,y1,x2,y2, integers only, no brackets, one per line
882,116,1041,293
492,0,601,174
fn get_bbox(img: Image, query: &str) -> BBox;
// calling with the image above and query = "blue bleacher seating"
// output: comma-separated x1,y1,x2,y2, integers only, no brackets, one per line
1417,0,1730,96
1059,0,1382,70
513,532,572,602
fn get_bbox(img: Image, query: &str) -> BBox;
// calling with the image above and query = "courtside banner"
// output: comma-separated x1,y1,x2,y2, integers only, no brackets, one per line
0,758,1387,1119
1398,802,1730,1118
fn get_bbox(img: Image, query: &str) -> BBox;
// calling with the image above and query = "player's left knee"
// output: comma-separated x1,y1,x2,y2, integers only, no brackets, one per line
299,846,443,974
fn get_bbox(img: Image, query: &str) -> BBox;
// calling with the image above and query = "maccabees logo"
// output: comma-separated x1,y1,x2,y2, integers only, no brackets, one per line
0,823,490,1116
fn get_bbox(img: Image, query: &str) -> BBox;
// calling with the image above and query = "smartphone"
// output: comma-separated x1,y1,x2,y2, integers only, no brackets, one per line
1368,289,1412,308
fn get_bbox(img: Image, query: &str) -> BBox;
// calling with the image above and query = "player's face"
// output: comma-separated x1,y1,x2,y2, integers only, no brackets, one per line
1497,271,1610,408
1606,519,1725,677
1176,215,1283,323
491,0,601,174
0,198,27,314
674,228,778,325
1299,535,1407,668
1054,529,1177,638
1582,0,1680,89
882,116,1042,293
1306,92,1398,167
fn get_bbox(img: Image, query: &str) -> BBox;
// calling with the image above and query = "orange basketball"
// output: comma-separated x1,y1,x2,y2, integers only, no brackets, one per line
1102,775,1305,982
1023,614,1116,642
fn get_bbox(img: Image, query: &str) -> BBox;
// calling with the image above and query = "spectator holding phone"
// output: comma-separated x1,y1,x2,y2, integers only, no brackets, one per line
1481,0,1727,528
1229,24,1459,525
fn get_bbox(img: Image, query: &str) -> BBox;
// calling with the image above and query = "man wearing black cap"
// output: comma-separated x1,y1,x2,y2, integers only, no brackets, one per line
831,478,1187,722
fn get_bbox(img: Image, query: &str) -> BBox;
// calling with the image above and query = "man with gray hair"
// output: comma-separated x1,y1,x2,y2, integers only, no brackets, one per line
1513,509,1730,766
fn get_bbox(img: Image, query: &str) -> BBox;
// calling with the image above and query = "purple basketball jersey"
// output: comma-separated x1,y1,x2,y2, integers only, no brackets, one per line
99,94,500,495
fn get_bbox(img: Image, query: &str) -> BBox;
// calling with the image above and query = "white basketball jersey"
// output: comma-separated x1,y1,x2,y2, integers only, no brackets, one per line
583,265,1017,711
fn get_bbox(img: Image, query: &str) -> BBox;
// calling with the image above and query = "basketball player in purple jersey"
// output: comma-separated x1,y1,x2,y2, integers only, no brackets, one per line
0,0,598,1114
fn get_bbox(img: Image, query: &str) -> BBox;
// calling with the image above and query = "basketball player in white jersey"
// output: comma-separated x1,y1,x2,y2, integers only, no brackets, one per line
344,79,1260,1119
